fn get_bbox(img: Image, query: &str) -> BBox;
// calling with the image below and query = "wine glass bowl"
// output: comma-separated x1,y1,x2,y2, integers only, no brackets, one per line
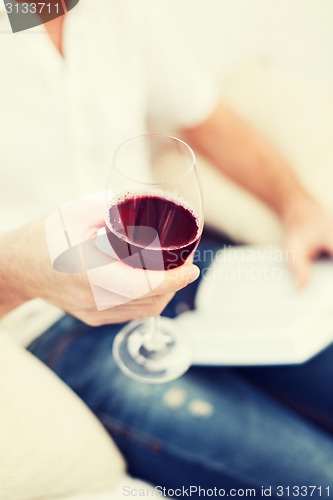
105,134,203,383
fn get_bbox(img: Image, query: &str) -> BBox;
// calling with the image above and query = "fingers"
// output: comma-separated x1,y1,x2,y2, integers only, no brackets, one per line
112,293,175,309
87,259,199,305
116,293,175,317
290,252,310,289
285,239,311,289
76,293,176,326
148,264,200,295
283,207,333,288
323,236,333,258
287,232,333,289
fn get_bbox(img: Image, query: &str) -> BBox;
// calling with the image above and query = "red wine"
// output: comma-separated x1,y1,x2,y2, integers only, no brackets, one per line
105,194,200,270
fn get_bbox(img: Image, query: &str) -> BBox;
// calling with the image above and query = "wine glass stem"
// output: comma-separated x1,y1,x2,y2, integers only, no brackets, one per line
143,316,167,352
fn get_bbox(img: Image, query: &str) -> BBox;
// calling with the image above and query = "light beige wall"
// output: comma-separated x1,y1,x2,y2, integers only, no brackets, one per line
167,0,333,81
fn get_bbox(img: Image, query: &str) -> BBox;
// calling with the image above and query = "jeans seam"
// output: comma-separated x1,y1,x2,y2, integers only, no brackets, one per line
97,411,262,489
257,388,333,435
29,319,91,367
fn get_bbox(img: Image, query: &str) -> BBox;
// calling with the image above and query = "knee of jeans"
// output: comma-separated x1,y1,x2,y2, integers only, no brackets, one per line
162,387,214,418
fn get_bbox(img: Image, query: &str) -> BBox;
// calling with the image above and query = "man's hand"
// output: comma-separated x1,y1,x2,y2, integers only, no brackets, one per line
182,102,333,288
0,217,200,325
283,199,333,288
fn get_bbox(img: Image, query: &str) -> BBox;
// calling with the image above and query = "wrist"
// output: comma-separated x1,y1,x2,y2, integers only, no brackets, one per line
281,192,321,228
0,235,29,317
0,220,46,316
278,185,318,221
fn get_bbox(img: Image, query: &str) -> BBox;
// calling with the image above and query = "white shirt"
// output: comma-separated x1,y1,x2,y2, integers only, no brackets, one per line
0,0,218,343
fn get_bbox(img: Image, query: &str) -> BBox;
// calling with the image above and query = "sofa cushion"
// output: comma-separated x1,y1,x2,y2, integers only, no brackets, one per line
0,333,125,499
201,59,333,243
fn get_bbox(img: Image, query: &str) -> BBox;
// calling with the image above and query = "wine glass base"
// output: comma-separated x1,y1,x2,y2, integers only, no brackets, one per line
112,317,192,383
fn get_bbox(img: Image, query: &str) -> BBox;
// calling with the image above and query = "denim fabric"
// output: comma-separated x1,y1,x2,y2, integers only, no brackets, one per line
28,232,333,497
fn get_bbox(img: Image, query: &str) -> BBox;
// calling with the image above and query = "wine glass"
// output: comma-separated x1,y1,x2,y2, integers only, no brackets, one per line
105,134,203,383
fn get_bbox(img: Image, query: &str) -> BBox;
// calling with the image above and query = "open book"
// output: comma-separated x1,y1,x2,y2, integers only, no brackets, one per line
175,245,333,365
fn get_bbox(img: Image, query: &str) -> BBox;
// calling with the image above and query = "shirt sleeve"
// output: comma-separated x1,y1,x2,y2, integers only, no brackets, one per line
142,0,219,129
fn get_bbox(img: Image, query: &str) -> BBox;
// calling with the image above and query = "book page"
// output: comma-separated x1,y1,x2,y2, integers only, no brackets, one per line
175,246,333,365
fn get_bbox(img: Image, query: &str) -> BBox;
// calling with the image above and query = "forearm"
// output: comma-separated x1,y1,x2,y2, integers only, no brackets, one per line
0,218,86,318
0,215,200,325
182,102,315,220
0,229,35,317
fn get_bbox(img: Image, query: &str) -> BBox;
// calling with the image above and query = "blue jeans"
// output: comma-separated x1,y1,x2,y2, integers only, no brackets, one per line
28,232,333,497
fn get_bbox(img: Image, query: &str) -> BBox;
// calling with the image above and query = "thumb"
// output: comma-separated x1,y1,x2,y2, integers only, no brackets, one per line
151,264,200,295
286,242,311,289
87,260,200,302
